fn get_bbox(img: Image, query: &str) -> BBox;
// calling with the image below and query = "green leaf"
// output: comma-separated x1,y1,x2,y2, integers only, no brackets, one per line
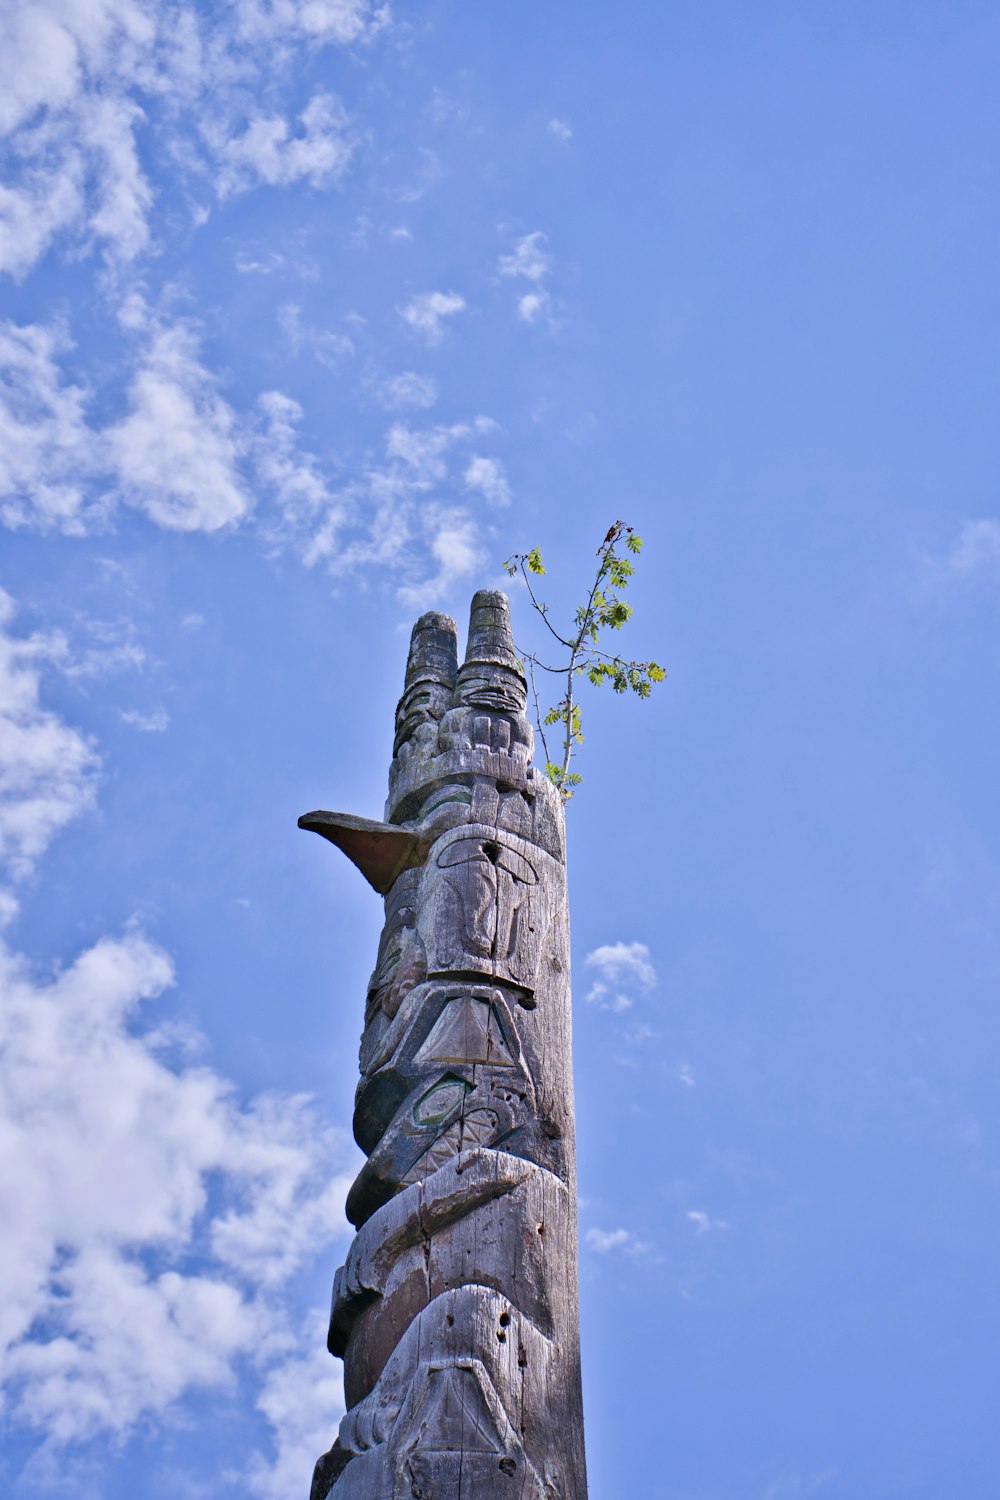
526,546,545,575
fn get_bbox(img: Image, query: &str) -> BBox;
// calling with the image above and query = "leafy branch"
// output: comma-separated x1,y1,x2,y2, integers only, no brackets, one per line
504,520,665,799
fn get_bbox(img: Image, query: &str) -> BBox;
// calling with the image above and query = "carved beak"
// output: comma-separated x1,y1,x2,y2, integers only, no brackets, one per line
298,810,429,894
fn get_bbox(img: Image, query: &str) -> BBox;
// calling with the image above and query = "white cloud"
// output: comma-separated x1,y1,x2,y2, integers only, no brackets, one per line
584,1227,630,1252
0,311,505,604
292,415,497,604
498,232,552,324
548,118,573,144
588,986,631,1012
259,398,504,602
0,154,86,281
253,390,349,561
109,321,251,531
584,1226,653,1257
499,231,550,284
235,249,289,274
585,939,657,1012
0,320,104,534
397,505,484,609
948,519,1000,573
0,924,353,1448
0,0,157,276
386,417,493,485
80,92,153,261
686,1209,730,1234
0,603,352,1467
245,1332,345,1500
399,290,466,344
278,302,355,366
60,615,147,679
120,706,170,732
516,292,547,324
464,454,511,507
214,93,355,197
0,0,388,279
232,0,388,48
379,371,439,410
0,590,99,890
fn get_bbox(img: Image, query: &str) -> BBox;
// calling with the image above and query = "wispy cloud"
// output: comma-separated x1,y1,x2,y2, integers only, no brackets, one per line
1,310,506,606
585,940,657,1012
119,706,170,733
278,303,355,367
378,371,439,410
244,1332,346,1499
0,925,353,1444
548,118,573,144
0,311,252,534
109,320,252,532
686,1209,730,1234
498,231,553,324
464,454,511,507
212,93,355,197
0,0,389,279
947,518,1000,574
399,290,466,344
0,590,99,894
584,1226,653,1257
0,589,355,1473
0,320,105,534
762,1471,837,1500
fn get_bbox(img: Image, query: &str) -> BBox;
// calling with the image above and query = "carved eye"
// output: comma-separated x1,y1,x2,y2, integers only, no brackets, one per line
412,1078,469,1126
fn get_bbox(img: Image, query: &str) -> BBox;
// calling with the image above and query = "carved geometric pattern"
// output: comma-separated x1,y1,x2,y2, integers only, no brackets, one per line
414,997,516,1068
400,1108,499,1185
406,1365,502,1454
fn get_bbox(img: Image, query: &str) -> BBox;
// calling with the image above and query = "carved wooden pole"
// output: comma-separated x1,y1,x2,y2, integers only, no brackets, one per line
302,591,588,1500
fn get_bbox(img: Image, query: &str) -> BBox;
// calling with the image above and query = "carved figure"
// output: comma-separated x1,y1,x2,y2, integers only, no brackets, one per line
301,592,588,1499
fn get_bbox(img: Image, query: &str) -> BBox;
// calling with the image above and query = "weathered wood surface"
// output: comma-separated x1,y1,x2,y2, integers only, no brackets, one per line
303,595,588,1499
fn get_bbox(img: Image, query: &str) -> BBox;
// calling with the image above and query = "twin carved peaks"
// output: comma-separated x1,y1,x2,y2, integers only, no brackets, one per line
301,591,588,1500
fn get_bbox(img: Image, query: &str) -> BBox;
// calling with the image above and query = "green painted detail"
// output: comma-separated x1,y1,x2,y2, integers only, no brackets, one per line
372,943,402,983
413,1078,470,1127
422,790,473,816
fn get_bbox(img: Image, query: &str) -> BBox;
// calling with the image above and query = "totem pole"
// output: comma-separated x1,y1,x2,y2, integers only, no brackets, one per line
301,591,588,1500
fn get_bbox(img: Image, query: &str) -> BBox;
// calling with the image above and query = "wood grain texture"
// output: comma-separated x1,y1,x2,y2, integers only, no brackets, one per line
304,593,587,1499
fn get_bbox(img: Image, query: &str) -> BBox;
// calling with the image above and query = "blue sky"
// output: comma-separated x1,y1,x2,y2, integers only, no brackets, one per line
2,3,999,1497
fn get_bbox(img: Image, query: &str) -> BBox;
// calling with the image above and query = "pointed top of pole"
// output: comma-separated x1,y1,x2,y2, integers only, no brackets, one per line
460,590,523,677
403,611,459,690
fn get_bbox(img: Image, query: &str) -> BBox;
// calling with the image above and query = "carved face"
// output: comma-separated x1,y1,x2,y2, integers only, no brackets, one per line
394,680,452,753
434,834,538,967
